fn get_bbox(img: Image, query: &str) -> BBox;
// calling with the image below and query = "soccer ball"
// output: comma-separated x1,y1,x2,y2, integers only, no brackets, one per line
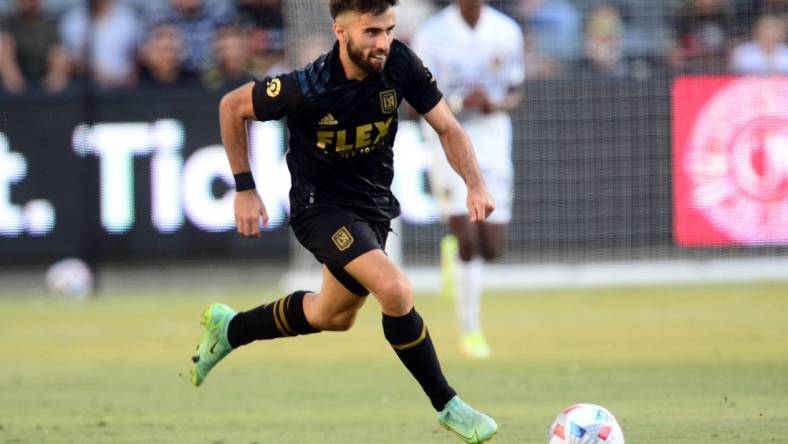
45,258,94,299
547,403,625,444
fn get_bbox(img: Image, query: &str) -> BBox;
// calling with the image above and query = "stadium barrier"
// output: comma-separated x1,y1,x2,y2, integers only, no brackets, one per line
2,78,787,280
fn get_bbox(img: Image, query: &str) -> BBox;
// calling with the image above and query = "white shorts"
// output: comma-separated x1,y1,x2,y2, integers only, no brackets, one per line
427,114,514,224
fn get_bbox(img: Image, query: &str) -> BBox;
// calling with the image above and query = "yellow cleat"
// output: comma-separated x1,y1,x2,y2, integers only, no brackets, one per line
460,332,491,359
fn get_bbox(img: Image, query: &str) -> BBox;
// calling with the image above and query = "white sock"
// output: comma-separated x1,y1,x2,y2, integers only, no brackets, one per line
454,256,483,335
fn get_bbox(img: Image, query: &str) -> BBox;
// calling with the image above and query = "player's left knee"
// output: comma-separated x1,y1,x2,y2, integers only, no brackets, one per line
481,245,503,262
457,238,477,262
375,278,412,302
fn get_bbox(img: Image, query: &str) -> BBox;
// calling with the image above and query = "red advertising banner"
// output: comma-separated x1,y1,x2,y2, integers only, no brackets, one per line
673,76,788,246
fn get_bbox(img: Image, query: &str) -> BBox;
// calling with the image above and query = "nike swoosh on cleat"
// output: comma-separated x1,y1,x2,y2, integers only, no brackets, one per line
453,430,477,442
443,414,475,440
209,337,220,354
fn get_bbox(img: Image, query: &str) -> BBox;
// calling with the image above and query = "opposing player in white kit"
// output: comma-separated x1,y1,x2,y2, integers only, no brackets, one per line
413,0,524,359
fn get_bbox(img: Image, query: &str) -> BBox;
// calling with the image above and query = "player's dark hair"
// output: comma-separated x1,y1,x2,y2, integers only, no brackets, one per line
330,0,399,20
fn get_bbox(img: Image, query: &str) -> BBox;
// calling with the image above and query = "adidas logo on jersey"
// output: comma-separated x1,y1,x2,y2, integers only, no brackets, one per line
319,113,338,126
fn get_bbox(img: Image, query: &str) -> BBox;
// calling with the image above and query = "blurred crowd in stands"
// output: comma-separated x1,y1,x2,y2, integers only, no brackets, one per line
0,0,786,96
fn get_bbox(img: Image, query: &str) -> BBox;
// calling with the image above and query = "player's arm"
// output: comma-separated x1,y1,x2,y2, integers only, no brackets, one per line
423,99,495,223
0,33,26,94
490,85,524,113
470,23,526,115
464,80,524,114
219,81,268,238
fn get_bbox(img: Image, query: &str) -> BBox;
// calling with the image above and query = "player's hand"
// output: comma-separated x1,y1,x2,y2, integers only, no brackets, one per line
463,88,494,114
234,189,268,238
466,184,495,223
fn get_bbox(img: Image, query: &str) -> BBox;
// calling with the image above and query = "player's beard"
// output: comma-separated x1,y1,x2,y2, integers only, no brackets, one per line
346,38,387,74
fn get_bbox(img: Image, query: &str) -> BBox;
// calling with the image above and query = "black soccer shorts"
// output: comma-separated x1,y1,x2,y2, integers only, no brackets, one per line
291,207,390,297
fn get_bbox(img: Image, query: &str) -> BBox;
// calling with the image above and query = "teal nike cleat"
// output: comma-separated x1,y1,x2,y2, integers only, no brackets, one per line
190,303,236,387
437,396,498,444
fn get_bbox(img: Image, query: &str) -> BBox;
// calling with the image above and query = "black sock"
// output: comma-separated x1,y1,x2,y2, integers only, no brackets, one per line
382,308,457,411
227,291,320,347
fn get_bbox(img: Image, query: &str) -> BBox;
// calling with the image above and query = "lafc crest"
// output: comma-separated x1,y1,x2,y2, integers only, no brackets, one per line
331,226,354,251
379,89,397,114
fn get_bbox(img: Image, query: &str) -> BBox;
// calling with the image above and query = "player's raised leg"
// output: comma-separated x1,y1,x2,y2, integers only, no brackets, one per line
302,265,368,332
449,215,491,359
190,266,365,386
345,249,497,443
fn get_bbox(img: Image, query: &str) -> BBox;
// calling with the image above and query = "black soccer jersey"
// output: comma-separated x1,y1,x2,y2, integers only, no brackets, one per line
251,39,442,222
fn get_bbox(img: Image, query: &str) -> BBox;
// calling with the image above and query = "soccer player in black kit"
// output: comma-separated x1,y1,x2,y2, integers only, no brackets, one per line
190,1,498,442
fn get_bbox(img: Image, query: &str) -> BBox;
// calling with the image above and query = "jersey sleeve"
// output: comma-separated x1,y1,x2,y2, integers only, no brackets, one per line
397,43,443,115
251,72,303,121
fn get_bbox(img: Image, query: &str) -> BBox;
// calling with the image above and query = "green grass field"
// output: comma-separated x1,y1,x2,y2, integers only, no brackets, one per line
2,281,787,443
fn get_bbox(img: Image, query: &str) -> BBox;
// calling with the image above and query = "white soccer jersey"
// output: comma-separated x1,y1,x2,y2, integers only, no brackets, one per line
412,4,525,113
412,4,524,222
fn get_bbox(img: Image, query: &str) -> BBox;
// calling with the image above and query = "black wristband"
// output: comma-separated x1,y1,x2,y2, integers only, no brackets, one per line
233,172,256,191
